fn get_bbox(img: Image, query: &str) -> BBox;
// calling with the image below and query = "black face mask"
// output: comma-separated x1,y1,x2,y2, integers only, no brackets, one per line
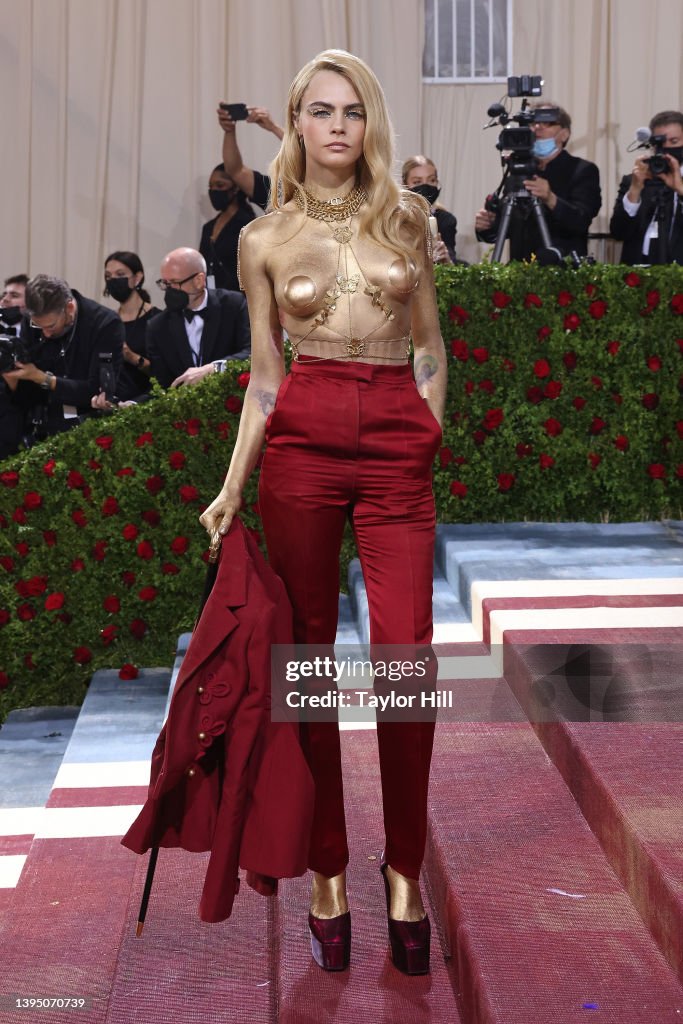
0,305,23,325
106,278,134,303
410,183,440,206
164,287,190,312
209,188,238,211
664,145,683,166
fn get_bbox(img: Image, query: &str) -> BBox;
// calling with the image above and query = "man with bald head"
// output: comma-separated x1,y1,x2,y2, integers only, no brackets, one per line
146,247,250,389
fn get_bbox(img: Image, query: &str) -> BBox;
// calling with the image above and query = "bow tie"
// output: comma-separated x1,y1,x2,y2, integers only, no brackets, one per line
183,308,207,323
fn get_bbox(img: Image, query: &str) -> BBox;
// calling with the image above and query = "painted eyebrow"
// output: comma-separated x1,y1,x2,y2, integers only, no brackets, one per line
306,101,365,111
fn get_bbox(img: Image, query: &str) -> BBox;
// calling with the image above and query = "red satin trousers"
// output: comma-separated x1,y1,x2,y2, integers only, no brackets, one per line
258,358,441,879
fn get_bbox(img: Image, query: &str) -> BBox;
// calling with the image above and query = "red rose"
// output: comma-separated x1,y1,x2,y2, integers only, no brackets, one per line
101,497,119,517
524,293,542,308
88,459,102,471
642,393,660,411
534,359,551,378
145,475,164,494
15,541,30,557
648,463,666,479
591,376,603,390
67,470,85,489
103,595,121,614
171,536,189,555
479,379,495,393
129,618,147,639
450,480,468,498
562,352,577,370
539,453,555,469
0,556,14,573
215,421,231,440
71,509,87,527
0,609,10,627
136,540,154,560
584,283,597,297
1,471,19,487
224,396,243,414
92,541,108,562
588,453,601,470
526,385,544,404
142,509,161,526
448,304,470,325
563,313,581,331
607,341,620,356
237,372,251,389
497,473,516,492
438,447,453,468
162,562,180,575
138,586,158,602
557,291,573,307
454,456,467,465
122,523,138,541
116,467,135,477
16,576,47,597
614,435,629,451
44,592,65,611
17,603,36,621
537,326,551,342
464,381,475,396
516,443,533,458
13,508,26,524
544,418,563,437
135,432,154,447
119,663,139,680
168,451,186,470
186,418,202,435
646,290,660,308
502,358,515,371
544,381,563,400
588,300,608,319
589,417,607,434
24,491,43,510
492,290,512,308
677,420,683,439
669,294,683,314
624,271,641,287
472,430,487,445
472,347,489,364
43,459,56,476
179,485,199,503
483,407,504,431
451,339,469,360
95,435,114,450
100,624,119,646
122,570,136,587
71,558,86,572
0,671,9,688
646,356,662,372
43,530,57,547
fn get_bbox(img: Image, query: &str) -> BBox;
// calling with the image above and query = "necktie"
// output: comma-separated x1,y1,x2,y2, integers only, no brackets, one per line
183,308,207,323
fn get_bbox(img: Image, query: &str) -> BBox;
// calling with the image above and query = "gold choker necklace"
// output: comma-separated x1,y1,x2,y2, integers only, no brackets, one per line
295,184,367,222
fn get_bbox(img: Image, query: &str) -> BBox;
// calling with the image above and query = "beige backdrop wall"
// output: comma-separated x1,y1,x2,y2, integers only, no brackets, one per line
1,0,682,299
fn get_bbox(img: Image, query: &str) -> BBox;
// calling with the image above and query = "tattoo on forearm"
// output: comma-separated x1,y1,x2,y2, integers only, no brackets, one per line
253,389,276,417
414,355,438,389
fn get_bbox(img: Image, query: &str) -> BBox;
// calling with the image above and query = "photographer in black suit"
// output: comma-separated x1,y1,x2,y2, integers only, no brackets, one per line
475,102,601,261
146,248,250,390
610,110,683,264
1,275,123,454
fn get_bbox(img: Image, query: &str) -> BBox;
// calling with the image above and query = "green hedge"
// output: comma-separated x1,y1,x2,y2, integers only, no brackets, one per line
0,263,681,720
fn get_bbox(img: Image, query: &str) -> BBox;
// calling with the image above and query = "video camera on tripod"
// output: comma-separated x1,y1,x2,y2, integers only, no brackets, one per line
482,75,563,264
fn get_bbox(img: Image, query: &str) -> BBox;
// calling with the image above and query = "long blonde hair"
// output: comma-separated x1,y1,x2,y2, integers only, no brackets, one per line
270,50,426,257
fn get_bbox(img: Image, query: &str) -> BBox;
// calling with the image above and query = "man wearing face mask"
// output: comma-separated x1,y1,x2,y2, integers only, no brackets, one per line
475,103,601,261
610,110,683,264
199,164,256,292
0,275,29,458
402,156,457,263
1,274,124,454
146,247,250,390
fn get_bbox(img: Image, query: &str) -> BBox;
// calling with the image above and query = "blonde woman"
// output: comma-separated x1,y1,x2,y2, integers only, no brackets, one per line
201,50,447,975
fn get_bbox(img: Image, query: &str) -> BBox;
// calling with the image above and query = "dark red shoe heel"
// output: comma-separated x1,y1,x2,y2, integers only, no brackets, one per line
308,911,351,971
381,862,431,975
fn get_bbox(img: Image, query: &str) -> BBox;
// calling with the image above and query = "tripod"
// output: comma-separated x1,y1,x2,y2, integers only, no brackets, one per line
490,162,562,264
644,180,673,265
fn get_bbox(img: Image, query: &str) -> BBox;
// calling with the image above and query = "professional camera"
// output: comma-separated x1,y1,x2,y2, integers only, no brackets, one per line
482,75,562,264
643,134,671,176
0,308,28,373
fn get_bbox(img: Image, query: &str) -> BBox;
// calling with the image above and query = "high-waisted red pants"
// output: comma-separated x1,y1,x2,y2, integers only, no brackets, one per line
258,358,441,880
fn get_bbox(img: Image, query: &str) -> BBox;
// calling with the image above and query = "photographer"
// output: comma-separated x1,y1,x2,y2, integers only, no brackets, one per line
1,275,123,454
476,102,601,261
1,274,28,313
609,111,683,264
0,275,29,459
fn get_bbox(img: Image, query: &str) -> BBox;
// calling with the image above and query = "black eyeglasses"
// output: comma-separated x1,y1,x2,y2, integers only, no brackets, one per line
155,272,199,291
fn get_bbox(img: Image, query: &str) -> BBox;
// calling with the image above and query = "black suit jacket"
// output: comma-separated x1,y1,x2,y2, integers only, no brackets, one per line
147,288,251,389
478,149,602,260
609,175,683,264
